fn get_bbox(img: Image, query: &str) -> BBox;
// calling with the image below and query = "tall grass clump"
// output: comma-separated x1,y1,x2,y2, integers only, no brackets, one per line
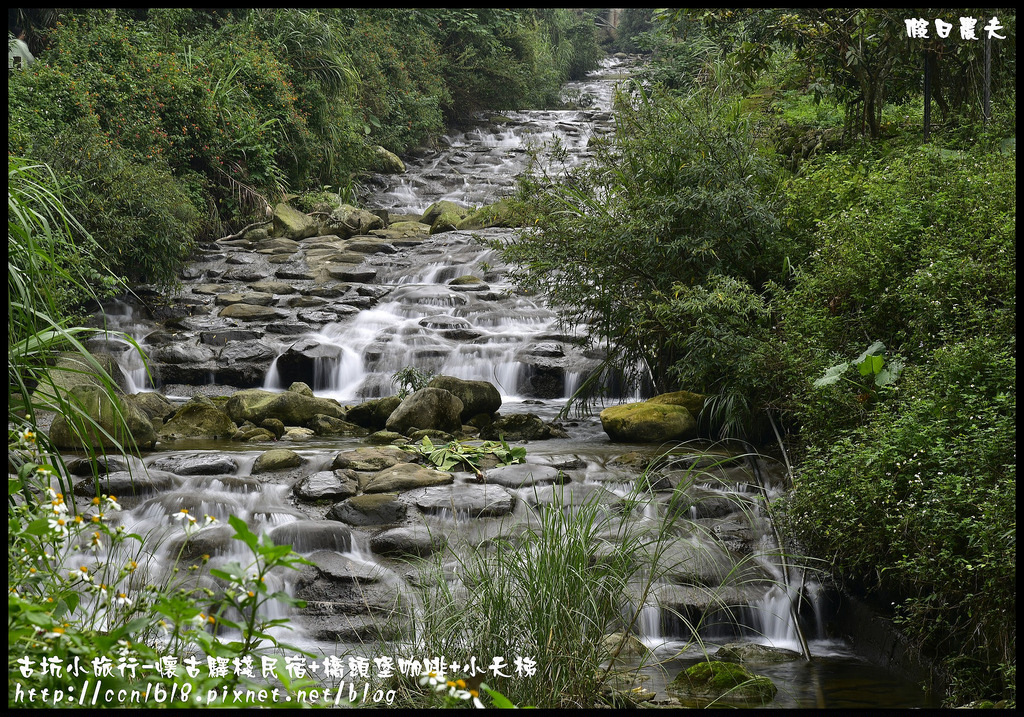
407,491,649,708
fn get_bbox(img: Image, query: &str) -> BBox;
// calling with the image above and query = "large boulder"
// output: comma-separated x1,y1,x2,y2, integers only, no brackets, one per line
646,390,708,418
421,200,469,235
427,375,501,422
361,463,453,493
272,203,318,241
385,388,464,435
599,402,697,443
158,396,237,441
48,385,157,451
345,396,403,430
31,352,130,406
455,198,521,230
225,388,345,427
369,145,406,174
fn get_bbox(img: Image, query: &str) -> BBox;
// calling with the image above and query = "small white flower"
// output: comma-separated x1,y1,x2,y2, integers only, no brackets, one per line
419,670,447,692
171,509,197,528
44,626,68,640
114,591,132,608
104,495,122,511
47,515,70,538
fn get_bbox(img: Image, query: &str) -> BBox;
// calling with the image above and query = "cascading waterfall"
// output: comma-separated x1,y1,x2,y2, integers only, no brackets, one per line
78,55,936,707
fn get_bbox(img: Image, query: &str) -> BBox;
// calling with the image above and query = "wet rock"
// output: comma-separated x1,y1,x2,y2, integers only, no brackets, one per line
164,524,237,561
218,304,285,322
249,280,298,295
524,483,621,510
361,463,453,493
385,387,464,435
403,484,516,518
272,202,318,241
370,524,446,558
484,463,564,488
65,455,131,476
281,427,316,441
427,375,501,421
148,454,239,476
668,661,777,707
49,385,157,451
600,402,697,444
252,448,305,473
269,520,354,552
345,396,403,430
158,396,237,441
225,388,345,427
646,390,708,417
366,430,407,445
149,342,217,365
293,470,359,501
199,329,263,346
328,493,407,526
308,414,367,437
129,391,177,422
714,642,802,664
479,413,568,441
259,418,285,439
72,469,180,503
332,446,412,472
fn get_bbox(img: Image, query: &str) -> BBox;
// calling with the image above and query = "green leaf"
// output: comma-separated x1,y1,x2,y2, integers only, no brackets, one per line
813,361,849,387
858,353,885,376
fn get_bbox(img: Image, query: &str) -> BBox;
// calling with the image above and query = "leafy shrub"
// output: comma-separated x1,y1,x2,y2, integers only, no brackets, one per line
502,84,787,432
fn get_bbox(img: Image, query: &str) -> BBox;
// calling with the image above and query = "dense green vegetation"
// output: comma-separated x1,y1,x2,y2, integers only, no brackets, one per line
504,8,1015,707
8,8,601,287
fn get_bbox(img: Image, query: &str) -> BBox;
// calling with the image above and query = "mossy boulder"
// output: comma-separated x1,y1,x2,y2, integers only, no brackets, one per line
272,202,318,241
669,660,777,707
345,395,403,430
158,395,237,441
456,198,521,230
252,448,306,473
427,375,501,422
385,387,464,435
48,385,157,451
319,204,384,239
370,145,406,174
421,200,469,234
645,390,708,418
599,402,697,443
225,388,345,428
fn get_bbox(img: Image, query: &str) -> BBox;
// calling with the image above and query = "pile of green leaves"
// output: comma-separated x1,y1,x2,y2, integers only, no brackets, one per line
400,436,526,479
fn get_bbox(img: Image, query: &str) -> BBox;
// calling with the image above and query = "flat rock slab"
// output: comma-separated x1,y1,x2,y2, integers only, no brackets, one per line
293,470,360,501
402,484,517,518
148,454,239,476
484,463,564,488
361,463,453,493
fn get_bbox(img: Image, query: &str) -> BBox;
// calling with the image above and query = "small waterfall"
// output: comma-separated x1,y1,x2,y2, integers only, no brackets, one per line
98,299,153,392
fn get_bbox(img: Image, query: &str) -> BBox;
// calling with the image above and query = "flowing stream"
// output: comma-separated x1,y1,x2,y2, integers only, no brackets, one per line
81,56,937,708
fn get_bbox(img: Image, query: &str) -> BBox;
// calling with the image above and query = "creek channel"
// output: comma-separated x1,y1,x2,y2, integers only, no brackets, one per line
81,56,937,708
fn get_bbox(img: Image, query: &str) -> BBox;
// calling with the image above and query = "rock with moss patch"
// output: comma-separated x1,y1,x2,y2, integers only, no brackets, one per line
668,660,777,707
600,402,697,443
